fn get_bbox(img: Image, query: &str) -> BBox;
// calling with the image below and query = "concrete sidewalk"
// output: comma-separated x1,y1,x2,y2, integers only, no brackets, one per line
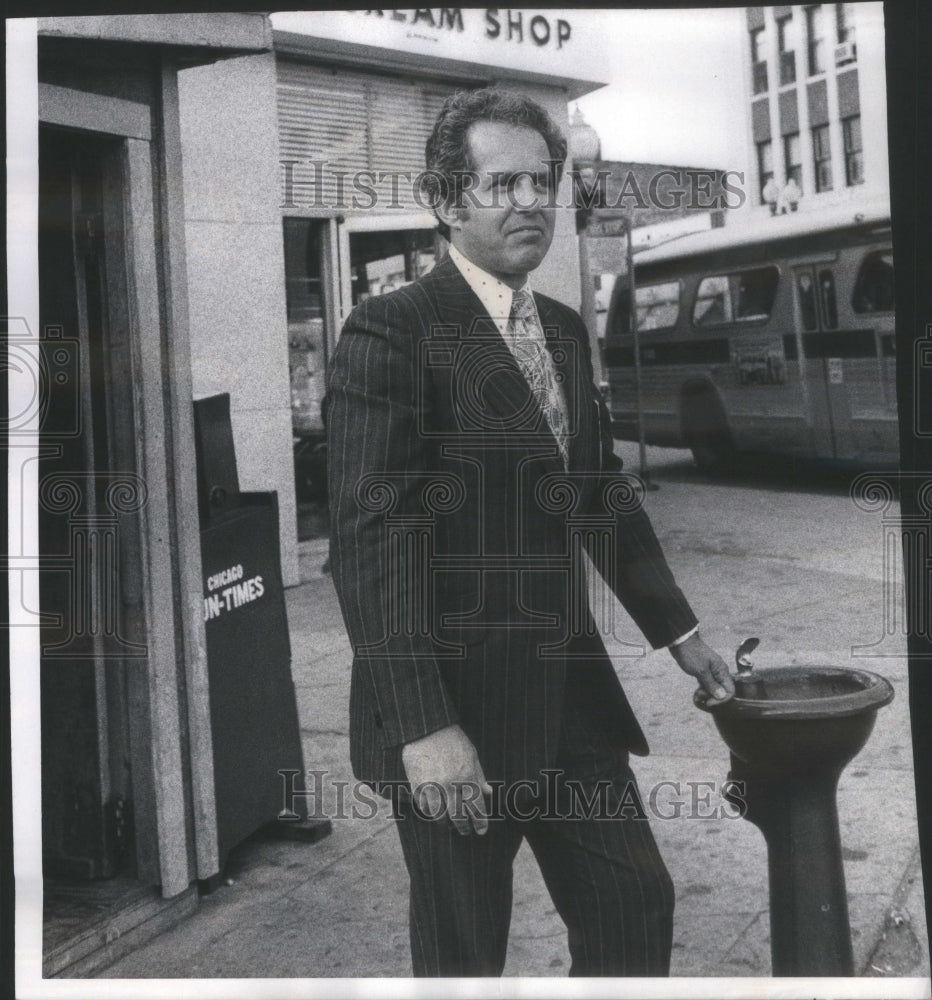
99,448,929,982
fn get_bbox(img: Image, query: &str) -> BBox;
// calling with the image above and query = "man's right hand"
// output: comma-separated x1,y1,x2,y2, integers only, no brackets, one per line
401,724,492,836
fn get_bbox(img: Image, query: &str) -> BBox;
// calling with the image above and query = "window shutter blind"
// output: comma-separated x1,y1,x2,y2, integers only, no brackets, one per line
277,61,460,211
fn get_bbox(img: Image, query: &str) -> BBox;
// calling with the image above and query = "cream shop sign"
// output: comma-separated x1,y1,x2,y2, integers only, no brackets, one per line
271,10,608,93
361,9,573,49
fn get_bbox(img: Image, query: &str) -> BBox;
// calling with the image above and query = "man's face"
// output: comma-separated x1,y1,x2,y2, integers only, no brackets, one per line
445,120,558,288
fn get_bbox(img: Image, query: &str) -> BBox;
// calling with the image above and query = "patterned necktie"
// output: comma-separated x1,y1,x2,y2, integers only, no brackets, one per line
506,288,570,468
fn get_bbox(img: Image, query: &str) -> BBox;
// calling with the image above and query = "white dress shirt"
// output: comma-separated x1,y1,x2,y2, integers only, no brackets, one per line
448,243,538,339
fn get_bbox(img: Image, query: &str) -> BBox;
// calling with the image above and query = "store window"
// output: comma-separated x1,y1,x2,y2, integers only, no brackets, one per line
777,14,797,85
853,251,895,313
757,139,774,203
812,123,833,192
693,267,780,326
843,115,864,186
284,218,330,449
806,5,825,75
784,132,803,189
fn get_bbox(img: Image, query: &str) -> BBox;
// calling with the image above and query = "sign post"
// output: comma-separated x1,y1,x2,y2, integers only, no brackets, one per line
587,214,654,489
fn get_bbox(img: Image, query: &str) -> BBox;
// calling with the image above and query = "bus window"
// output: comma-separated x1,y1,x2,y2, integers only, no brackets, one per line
694,267,778,326
635,280,680,330
819,269,838,329
853,250,895,313
797,271,817,329
734,267,779,320
694,274,732,325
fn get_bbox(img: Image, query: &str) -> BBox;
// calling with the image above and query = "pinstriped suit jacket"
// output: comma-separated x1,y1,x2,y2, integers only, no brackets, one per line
327,255,697,792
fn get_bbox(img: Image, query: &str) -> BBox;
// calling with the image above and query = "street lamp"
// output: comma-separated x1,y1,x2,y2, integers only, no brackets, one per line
569,108,655,489
569,106,604,384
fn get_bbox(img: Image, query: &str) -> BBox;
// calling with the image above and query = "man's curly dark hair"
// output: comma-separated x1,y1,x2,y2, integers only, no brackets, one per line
421,88,568,240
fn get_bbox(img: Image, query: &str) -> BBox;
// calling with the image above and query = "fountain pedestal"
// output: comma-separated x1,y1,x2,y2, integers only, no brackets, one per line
699,665,894,977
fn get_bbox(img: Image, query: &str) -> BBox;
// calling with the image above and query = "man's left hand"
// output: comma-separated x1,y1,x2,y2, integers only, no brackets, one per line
669,633,734,705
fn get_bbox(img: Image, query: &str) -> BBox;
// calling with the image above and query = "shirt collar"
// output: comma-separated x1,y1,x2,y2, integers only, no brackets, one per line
448,244,533,339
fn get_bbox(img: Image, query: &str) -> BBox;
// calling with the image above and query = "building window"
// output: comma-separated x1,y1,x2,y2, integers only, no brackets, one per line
750,26,768,94
836,3,856,44
757,139,774,203
842,115,864,186
812,123,833,192
777,15,797,85
806,5,825,75
784,133,803,189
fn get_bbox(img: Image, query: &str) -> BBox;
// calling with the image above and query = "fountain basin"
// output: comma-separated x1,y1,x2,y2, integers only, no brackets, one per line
695,665,894,775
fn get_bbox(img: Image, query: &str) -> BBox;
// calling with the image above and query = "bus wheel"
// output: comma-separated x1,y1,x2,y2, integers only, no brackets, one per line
683,392,735,472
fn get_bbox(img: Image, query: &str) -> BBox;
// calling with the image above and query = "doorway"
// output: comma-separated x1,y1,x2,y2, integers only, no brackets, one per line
346,227,439,307
38,126,142,881
283,217,439,542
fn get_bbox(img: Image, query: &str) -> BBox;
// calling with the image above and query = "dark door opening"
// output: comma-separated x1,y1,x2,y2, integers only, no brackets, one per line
39,126,140,880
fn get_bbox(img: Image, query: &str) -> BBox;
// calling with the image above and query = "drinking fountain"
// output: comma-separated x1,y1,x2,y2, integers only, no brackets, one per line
696,639,894,976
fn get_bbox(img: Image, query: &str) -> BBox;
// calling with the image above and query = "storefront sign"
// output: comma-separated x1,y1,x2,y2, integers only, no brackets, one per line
361,9,572,49
586,214,629,274
271,9,609,89
587,217,628,239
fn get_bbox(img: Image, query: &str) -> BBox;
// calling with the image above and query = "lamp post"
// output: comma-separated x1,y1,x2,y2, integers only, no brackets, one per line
569,107,604,385
569,107,654,488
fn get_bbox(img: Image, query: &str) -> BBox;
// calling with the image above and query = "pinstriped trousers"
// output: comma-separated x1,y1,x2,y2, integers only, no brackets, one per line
391,681,675,977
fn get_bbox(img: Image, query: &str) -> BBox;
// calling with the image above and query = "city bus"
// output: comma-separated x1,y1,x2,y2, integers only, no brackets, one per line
601,201,896,470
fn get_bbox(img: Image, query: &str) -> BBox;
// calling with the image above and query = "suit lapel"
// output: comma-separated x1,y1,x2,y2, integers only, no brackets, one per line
427,258,564,469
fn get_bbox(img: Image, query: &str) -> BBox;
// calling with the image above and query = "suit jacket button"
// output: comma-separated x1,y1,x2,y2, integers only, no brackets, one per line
373,712,383,728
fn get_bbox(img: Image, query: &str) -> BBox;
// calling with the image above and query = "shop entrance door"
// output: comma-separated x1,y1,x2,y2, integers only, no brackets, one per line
284,215,440,539
337,215,441,320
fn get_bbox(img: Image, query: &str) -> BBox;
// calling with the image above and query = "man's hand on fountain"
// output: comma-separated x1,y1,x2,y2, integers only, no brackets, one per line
670,632,735,705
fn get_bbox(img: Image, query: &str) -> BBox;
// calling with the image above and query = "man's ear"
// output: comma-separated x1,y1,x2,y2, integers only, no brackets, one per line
435,200,467,233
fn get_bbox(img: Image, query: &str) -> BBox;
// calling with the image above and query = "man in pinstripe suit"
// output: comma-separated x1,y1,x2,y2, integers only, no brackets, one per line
327,89,734,977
